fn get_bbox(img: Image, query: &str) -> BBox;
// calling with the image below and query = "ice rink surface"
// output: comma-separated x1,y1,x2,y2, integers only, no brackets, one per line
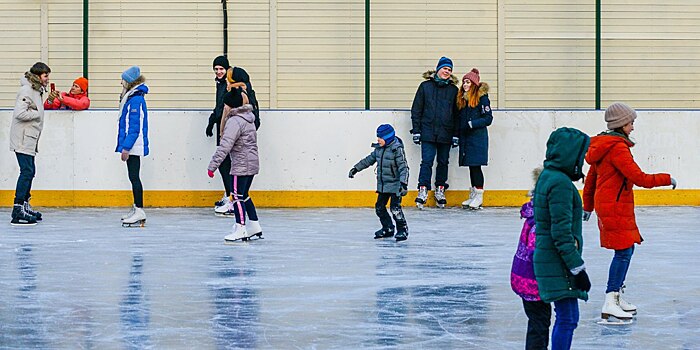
1,206,698,349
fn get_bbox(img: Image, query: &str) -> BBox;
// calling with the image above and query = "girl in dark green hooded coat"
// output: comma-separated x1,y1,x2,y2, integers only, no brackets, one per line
533,127,591,350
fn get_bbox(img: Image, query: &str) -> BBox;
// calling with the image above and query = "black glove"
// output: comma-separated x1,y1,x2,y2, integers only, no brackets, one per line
573,270,591,292
348,168,358,178
206,122,214,137
412,133,421,145
399,183,408,197
451,137,459,148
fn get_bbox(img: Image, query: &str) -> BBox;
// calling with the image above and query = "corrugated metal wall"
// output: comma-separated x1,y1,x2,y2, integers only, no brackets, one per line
1,0,700,109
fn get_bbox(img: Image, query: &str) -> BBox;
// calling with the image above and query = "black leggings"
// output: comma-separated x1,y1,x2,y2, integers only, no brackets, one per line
219,156,232,196
469,166,484,188
127,156,144,208
231,175,258,225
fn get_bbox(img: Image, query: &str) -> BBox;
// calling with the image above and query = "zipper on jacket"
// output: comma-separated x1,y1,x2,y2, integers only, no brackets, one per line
378,147,386,192
616,178,627,202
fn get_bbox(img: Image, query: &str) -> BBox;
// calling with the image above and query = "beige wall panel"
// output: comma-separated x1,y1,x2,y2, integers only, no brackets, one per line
0,3,41,107
276,0,364,108
504,0,595,108
47,0,83,96
86,0,233,109
601,1,700,108
370,0,498,109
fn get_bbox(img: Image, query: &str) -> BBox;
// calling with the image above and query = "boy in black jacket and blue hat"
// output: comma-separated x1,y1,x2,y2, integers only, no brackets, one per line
349,124,410,241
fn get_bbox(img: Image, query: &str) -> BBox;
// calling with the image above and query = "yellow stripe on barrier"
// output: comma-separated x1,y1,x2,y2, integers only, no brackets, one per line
1,189,698,207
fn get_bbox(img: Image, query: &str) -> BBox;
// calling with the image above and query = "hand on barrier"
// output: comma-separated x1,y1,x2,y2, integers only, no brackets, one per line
208,170,215,178
348,168,358,179
583,211,591,221
671,177,677,190
452,137,459,148
412,134,421,145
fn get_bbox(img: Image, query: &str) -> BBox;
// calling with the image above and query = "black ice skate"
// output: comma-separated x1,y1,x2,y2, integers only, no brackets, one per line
24,200,42,221
10,204,38,226
394,230,408,242
374,227,395,239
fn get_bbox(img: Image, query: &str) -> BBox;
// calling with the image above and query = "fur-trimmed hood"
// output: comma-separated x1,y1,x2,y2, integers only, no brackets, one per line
422,70,459,86
477,82,490,98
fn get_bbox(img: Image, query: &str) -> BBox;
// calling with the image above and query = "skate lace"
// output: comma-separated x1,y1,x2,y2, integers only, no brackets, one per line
418,188,428,199
23,202,37,215
435,187,446,200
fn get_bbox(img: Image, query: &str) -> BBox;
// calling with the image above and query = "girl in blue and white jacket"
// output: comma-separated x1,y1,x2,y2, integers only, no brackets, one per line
116,66,149,225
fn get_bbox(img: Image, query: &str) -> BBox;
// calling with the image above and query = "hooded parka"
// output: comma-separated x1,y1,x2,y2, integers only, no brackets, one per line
410,71,459,144
582,132,671,250
533,127,590,303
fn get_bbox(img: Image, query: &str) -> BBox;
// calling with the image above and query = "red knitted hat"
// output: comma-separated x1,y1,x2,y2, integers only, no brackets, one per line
463,68,480,85
73,77,88,92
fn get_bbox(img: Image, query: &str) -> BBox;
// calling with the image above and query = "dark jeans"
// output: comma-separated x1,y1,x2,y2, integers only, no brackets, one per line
219,156,232,197
418,141,451,189
126,156,144,208
232,175,258,225
469,166,484,188
14,153,36,205
606,245,634,293
551,297,579,350
375,193,407,233
522,299,551,350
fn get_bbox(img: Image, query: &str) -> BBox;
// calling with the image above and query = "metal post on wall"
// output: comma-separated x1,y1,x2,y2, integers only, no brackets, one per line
365,0,370,110
222,0,229,56
83,0,88,78
595,0,601,110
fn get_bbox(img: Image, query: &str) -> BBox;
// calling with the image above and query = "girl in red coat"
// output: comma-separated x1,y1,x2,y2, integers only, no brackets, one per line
582,102,676,323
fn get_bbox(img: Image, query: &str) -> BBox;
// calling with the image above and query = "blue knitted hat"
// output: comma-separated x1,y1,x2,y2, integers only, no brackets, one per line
121,66,141,83
376,124,395,145
436,56,453,71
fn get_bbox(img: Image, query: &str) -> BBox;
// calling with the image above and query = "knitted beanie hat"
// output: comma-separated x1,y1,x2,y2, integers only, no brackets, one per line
121,66,141,83
73,77,88,92
223,88,244,108
605,102,637,129
376,124,396,145
213,55,230,70
464,68,480,86
436,56,453,71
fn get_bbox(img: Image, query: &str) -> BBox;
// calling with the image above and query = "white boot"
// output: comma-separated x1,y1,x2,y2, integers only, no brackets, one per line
224,223,247,242
601,292,634,321
122,207,146,227
462,187,476,208
246,220,263,238
121,204,136,221
469,188,484,209
215,198,234,216
619,286,637,314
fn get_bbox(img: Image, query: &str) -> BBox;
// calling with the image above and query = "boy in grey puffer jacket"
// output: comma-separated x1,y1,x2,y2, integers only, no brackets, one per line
349,124,410,241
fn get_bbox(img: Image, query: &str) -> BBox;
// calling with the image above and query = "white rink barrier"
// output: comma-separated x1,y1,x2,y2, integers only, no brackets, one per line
0,109,698,207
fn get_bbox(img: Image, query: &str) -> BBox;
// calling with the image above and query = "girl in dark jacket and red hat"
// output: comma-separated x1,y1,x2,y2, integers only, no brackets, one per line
583,102,676,323
456,68,493,209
